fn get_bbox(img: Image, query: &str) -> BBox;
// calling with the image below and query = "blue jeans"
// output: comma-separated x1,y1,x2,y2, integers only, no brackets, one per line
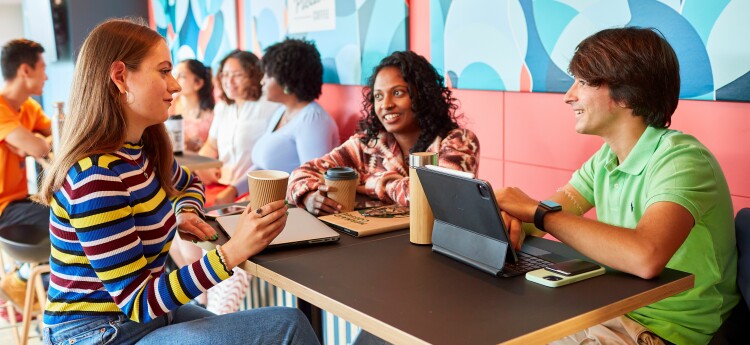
42,305,319,345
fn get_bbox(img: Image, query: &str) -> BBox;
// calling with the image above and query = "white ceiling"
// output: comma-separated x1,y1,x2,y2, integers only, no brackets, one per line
0,0,22,4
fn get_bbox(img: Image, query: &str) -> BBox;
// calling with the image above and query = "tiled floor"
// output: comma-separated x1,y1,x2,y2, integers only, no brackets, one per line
1,252,43,344
0,317,43,344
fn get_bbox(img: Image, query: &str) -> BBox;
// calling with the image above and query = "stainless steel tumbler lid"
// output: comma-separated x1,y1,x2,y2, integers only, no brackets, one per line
409,152,438,167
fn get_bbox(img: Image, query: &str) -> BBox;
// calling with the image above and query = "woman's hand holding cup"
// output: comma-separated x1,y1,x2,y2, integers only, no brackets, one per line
303,185,342,216
220,200,288,269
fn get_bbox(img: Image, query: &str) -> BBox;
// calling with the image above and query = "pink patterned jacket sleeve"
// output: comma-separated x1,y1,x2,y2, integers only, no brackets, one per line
287,128,480,207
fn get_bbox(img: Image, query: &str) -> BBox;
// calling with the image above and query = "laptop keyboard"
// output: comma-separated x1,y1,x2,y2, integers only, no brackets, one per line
501,251,552,277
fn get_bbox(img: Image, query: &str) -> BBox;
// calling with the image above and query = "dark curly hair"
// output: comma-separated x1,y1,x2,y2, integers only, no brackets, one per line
216,50,263,104
180,59,215,111
360,51,460,152
262,38,323,102
569,27,679,128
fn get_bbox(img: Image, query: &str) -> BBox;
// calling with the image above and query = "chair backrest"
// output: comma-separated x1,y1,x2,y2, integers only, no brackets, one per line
735,208,750,309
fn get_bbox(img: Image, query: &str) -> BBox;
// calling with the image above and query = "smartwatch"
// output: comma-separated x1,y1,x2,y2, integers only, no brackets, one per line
534,200,562,232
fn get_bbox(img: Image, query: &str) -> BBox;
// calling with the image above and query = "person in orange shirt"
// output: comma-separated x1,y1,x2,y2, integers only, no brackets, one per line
0,39,51,311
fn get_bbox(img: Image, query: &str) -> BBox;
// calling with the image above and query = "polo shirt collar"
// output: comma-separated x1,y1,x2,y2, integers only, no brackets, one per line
610,126,667,175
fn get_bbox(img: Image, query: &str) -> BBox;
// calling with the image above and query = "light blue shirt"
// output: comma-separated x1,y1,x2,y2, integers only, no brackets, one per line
233,101,339,194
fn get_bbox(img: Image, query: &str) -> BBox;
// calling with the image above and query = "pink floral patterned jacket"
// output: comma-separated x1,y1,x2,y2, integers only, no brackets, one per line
287,128,480,207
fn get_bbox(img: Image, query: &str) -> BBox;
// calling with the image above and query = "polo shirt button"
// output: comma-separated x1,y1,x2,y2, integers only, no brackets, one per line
614,183,620,189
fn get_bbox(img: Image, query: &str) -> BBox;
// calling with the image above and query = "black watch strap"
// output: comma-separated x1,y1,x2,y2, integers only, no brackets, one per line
534,200,561,232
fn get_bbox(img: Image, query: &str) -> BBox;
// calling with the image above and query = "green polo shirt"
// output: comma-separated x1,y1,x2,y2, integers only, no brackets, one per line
569,126,739,345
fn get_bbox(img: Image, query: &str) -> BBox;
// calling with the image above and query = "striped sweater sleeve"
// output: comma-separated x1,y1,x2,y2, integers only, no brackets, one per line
170,159,206,212
64,162,231,323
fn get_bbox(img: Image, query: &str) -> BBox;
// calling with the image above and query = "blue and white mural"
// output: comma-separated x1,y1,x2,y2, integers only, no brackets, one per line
431,0,750,102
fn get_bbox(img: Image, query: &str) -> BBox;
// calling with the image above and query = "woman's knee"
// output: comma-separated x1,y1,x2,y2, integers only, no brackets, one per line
261,306,308,326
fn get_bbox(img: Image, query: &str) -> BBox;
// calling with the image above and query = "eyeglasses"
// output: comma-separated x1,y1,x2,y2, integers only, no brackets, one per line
219,72,247,80
360,205,410,218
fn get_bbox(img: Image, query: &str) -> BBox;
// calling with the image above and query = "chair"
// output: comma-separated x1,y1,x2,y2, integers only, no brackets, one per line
0,224,51,345
709,208,750,345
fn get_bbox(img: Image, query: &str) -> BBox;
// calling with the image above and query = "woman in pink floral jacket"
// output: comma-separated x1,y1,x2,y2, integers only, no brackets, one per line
287,51,480,215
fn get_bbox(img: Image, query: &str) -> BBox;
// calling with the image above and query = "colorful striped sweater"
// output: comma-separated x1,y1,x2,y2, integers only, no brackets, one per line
287,128,480,207
45,143,232,326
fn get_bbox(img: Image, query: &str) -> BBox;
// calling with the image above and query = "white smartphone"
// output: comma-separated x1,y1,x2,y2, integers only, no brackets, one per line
205,205,246,219
526,259,605,287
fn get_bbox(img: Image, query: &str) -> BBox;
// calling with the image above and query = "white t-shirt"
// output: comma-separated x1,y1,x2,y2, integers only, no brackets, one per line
208,99,281,187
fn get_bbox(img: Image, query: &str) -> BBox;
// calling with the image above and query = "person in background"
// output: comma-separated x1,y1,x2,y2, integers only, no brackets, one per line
197,50,280,206
495,27,738,344
287,51,480,216
219,38,339,204
0,38,51,312
34,18,317,345
170,59,214,152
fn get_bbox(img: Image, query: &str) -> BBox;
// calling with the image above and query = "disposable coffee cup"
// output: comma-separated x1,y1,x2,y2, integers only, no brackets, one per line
165,114,184,155
247,170,289,211
324,167,359,212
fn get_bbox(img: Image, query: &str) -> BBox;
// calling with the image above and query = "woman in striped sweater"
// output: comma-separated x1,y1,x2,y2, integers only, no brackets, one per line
287,51,480,215
35,19,317,345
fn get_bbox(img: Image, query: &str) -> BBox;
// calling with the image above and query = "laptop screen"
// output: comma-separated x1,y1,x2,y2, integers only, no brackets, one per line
216,207,339,248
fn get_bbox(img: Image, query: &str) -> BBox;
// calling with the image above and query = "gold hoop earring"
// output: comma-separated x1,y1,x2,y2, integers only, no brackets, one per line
283,87,290,95
125,91,135,104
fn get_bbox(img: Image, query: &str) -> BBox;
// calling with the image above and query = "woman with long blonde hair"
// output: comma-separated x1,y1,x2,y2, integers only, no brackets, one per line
35,18,316,345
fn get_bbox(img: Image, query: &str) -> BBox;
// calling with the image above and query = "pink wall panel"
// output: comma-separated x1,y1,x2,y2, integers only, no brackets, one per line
477,157,503,188
318,84,364,142
670,100,750,198
503,162,574,200
452,89,503,160
409,0,430,58
504,92,602,170
733,196,750,213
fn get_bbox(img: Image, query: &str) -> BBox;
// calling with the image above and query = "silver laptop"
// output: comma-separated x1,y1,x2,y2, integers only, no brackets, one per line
216,207,340,249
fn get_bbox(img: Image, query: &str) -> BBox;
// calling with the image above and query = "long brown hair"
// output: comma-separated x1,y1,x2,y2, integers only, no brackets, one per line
36,18,178,204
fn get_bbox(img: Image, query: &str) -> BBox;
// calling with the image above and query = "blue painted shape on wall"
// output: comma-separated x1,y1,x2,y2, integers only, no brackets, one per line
716,70,750,102
628,0,713,99
545,59,574,93
359,0,407,85
430,0,452,77
321,58,341,84
204,11,224,66
256,9,282,49
681,0,730,45
178,4,200,53
532,0,578,55
521,0,549,92
447,70,459,88
337,0,356,16
458,62,505,90
388,20,408,63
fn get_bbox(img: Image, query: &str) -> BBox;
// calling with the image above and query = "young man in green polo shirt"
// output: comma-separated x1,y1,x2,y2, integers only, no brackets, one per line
495,27,739,344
